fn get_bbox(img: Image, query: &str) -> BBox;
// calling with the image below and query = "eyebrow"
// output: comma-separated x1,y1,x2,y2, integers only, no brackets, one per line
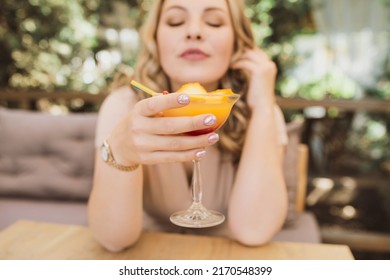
165,5,227,13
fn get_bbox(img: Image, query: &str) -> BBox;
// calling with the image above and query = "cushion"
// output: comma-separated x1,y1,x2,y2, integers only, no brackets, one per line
0,197,88,231
273,212,321,243
283,121,305,226
0,106,306,228
0,107,97,200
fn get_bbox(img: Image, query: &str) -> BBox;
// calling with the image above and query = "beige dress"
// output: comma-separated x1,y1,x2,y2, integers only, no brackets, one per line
95,87,288,238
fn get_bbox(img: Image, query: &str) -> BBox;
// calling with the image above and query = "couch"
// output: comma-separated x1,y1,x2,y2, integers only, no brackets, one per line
0,106,321,243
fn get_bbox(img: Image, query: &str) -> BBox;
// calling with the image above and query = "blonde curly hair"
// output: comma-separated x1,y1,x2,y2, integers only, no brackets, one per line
111,0,254,163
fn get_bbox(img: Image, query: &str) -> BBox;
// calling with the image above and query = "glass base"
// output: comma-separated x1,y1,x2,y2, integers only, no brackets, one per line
170,202,225,228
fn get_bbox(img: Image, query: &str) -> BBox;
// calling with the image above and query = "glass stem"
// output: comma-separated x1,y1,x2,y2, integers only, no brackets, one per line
191,159,202,204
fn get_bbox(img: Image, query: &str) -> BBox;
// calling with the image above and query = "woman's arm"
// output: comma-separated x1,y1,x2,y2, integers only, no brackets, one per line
228,48,288,246
88,89,144,252
88,148,143,252
88,88,221,251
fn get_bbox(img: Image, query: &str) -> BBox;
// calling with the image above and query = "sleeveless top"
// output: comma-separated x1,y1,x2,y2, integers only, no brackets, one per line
95,87,288,237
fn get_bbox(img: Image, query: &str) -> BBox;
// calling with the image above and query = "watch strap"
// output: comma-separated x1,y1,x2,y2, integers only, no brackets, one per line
102,140,139,172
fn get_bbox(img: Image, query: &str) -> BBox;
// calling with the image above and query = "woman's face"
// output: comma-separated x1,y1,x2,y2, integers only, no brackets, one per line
156,0,234,91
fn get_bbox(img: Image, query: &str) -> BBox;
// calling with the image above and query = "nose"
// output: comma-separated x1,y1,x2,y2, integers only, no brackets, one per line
186,18,203,40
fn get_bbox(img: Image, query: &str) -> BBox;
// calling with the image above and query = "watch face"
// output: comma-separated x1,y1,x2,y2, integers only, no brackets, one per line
101,145,109,162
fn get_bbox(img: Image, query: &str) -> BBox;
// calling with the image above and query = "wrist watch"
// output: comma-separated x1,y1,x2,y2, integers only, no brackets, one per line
101,139,139,172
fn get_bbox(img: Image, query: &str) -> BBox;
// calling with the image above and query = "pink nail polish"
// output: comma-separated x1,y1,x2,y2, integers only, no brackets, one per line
208,133,219,143
177,94,189,104
195,150,207,159
204,115,216,126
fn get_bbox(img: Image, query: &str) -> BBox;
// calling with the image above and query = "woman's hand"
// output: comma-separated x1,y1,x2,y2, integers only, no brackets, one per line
108,93,219,166
231,48,277,109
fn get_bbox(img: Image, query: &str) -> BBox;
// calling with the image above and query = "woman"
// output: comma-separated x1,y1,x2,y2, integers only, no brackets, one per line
88,0,288,252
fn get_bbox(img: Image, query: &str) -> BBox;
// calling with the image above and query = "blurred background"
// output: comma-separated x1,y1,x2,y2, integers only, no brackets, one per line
0,0,389,259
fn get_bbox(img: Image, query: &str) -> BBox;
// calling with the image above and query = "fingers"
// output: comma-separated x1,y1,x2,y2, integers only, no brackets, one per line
243,47,268,60
139,149,208,164
232,48,271,65
231,58,259,73
231,48,277,75
126,92,222,165
136,113,217,135
135,133,219,152
134,93,190,117
132,132,219,164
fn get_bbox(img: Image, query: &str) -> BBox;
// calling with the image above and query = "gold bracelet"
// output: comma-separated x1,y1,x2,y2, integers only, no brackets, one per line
100,140,140,172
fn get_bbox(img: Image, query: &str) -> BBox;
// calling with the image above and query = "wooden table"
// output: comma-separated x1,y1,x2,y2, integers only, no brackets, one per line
0,220,354,260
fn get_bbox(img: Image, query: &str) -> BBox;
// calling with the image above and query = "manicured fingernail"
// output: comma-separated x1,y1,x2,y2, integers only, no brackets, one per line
177,94,189,104
195,150,207,159
208,133,219,143
203,115,216,126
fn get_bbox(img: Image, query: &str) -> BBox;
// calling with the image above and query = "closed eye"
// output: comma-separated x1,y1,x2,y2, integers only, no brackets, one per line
168,21,184,27
206,22,222,28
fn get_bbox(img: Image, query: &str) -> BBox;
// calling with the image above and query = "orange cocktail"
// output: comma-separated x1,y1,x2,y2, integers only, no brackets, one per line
163,83,240,136
165,82,239,228
130,80,240,228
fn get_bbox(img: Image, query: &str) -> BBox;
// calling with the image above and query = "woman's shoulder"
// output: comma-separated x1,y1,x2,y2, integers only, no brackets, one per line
99,86,139,113
95,86,139,147
104,86,139,106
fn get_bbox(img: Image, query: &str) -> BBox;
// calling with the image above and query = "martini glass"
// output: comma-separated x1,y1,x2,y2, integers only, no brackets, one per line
164,93,240,228
130,80,240,228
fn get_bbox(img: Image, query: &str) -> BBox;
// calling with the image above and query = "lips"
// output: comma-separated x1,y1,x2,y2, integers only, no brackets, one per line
180,48,209,60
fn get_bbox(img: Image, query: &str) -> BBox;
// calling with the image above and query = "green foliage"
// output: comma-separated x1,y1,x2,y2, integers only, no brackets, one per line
345,113,390,175
0,0,388,100
0,0,313,93
0,0,389,175
0,0,101,92
247,0,314,84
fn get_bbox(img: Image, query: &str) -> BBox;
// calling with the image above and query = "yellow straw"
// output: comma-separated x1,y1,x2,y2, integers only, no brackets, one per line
130,80,157,96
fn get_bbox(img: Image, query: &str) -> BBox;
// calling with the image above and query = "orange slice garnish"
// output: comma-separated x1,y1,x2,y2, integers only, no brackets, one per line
208,88,234,95
177,82,207,95
177,83,233,95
